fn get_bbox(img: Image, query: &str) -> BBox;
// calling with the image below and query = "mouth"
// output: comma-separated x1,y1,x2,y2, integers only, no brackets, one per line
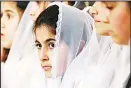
94,19,101,22
42,65,52,71
1,33,4,36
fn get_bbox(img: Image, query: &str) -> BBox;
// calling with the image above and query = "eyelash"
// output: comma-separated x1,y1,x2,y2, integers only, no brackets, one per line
1,13,3,18
48,42,55,49
35,43,42,50
107,6,113,10
106,4,114,10
35,42,55,50
7,13,12,19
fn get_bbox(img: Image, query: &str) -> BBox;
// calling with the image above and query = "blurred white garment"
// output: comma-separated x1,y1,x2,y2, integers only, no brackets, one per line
46,77,61,88
1,62,5,88
3,2,46,88
83,43,130,88
60,28,130,88
83,6,92,13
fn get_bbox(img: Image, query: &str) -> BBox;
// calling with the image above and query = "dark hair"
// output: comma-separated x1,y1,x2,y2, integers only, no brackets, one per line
1,48,10,62
128,1,130,9
15,1,29,11
34,5,59,34
68,1,76,6
89,1,95,6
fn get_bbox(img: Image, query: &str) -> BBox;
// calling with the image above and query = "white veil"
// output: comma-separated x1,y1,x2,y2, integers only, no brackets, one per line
46,2,93,79
60,12,130,88
3,2,46,88
31,2,93,88
60,28,130,88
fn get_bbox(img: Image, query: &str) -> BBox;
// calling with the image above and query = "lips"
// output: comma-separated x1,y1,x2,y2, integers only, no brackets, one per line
94,19,101,22
1,33,4,36
42,65,52,71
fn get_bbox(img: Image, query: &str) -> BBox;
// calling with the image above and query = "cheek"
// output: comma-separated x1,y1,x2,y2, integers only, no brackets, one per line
109,10,130,37
38,50,41,58
6,17,20,38
48,50,53,61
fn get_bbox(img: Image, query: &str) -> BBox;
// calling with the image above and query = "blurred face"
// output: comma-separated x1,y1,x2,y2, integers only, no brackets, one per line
35,25,55,78
91,2,130,45
30,1,51,21
29,1,72,21
1,2,23,48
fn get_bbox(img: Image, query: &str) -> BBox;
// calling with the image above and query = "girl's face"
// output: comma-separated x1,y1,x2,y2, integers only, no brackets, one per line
30,1,51,21
1,2,23,48
91,2,130,45
35,25,69,78
35,25,55,78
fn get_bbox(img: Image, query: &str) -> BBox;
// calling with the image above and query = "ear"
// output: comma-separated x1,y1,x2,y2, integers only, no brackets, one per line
77,40,85,56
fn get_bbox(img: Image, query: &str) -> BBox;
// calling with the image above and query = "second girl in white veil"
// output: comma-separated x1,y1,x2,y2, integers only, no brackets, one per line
3,2,46,88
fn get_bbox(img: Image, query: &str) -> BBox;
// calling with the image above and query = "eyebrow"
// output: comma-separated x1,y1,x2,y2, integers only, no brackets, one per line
101,1,116,5
35,40,40,43
35,38,55,44
45,38,55,43
5,10,14,13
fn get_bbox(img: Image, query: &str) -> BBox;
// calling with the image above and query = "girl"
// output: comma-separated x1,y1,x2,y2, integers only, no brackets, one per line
1,1,29,62
33,2,93,88
61,1,130,88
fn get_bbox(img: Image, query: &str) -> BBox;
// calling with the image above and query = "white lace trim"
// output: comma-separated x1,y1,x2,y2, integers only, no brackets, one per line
47,2,63,46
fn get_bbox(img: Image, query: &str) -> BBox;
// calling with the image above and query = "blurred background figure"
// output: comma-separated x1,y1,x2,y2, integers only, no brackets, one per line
1,1,29,63
29,1,51,21
83,1,130,88
1,1,29,88
29,1,89,21
91,2,130,45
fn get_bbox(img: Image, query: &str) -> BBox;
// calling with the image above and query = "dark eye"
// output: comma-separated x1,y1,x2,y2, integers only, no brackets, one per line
107,6,113,10
48,42,55,49
7,13,11,19
35,42,42,50
1,13,3,18
106,4,114,10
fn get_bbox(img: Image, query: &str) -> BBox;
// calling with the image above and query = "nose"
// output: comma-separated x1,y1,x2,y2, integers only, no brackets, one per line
90,2,109,23
40,48,49,62
90,7,98,18
1,23,5,28
1,16,5,28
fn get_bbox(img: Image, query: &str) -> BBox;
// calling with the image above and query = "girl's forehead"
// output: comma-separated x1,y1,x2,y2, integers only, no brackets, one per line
1,2,18,12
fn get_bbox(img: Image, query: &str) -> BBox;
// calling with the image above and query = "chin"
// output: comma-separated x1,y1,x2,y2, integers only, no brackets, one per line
96,31,109,36
113,38,128,45
1,42,11,49
45,71,52,78
96,29,109,36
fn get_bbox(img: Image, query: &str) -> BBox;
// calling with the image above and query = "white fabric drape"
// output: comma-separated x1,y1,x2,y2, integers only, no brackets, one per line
3,2,46,88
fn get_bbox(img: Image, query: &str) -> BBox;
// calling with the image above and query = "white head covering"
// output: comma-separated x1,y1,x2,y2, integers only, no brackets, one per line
60,14,130,88
46,2,93,79
32,2,93,88
3,2,46,88
60,29,130,88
